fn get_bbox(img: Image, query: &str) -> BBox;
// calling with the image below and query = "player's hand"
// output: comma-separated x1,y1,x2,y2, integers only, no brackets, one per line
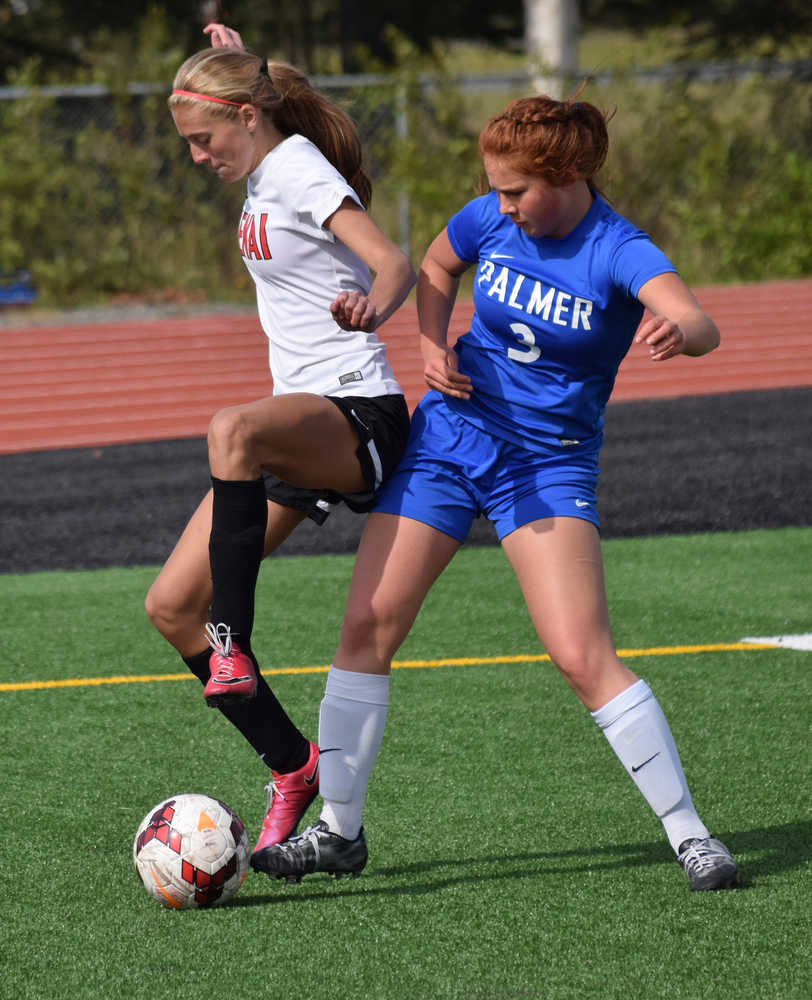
203,23,245,49
636,314,686,362
423,347,473,399
331,290,377,331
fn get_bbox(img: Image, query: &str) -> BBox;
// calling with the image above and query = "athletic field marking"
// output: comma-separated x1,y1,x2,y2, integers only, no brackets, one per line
0,640,787,693
741,633,812,651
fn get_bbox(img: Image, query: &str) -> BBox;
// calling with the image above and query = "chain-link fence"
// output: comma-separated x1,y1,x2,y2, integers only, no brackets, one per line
0,58,810,306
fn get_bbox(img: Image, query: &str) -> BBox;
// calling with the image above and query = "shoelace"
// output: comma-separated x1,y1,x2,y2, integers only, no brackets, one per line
680,841,722,875
279,824,323,855
205,621,235,656
263,777,289,812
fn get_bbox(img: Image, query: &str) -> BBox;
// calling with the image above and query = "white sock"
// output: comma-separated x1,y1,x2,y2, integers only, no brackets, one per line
317,665,389,840
591,679,710,853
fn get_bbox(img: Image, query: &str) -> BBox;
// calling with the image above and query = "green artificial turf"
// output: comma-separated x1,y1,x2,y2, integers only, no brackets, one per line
1,527,809,1000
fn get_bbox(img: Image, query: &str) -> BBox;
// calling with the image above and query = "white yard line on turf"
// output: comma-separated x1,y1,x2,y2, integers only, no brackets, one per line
741,633,812,651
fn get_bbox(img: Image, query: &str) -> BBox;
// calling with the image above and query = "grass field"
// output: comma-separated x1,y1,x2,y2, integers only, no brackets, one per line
1,527,810,1000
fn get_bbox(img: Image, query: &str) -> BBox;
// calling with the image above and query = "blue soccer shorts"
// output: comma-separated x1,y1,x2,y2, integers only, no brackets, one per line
373,393,601,542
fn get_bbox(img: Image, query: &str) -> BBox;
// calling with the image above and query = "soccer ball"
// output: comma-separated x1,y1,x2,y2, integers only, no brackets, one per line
133,794,251,909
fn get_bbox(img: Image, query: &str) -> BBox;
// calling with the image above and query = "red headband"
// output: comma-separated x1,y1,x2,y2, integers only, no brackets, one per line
172,89,243,107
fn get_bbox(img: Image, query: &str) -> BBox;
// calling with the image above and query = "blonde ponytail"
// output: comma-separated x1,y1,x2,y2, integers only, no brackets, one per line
169,48,372,208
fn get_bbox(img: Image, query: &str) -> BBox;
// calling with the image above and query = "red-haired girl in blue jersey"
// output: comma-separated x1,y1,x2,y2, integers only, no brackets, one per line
253,94,740,893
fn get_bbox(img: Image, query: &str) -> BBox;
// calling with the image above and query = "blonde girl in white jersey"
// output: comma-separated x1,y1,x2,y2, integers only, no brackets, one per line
145,24,415,867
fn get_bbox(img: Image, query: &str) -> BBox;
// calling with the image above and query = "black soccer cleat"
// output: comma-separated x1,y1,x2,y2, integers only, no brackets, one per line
677,836,740,891
251,820,368,883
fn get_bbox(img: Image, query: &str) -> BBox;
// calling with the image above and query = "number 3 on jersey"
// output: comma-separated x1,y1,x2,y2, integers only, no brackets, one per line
507,322,541,363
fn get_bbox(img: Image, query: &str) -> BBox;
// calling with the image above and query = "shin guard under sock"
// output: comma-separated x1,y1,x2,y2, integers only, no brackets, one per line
208,476,267,649
318,665,389,840
591,679,710,852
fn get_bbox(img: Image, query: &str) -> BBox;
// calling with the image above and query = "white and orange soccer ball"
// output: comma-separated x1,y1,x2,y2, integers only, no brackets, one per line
133,794,251,909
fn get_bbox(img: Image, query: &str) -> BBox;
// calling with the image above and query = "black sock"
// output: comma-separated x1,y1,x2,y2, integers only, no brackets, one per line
183,649,310,774
208,476,268,649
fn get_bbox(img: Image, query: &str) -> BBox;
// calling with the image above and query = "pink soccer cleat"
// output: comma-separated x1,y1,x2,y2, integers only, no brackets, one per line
202,622,257,707
251,740,320,861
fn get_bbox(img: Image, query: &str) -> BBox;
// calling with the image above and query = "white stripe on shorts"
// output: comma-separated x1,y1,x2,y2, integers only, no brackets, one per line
352,407,385,489
367,437,384,489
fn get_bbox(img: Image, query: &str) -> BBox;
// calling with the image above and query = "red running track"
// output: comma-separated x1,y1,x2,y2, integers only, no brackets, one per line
1,278,810,455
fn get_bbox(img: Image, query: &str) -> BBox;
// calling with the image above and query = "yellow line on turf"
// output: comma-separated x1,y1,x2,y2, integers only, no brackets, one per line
0,641,780,693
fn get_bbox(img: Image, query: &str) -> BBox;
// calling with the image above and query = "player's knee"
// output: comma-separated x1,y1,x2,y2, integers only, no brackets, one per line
143,583,169,635
207,405,254,462
144,583,185,641
339,597,402,662
339,601,380,653
549,637,611,701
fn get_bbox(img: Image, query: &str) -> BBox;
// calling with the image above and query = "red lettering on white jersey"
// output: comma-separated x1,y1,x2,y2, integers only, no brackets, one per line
258,213,271,258
240,212,272,261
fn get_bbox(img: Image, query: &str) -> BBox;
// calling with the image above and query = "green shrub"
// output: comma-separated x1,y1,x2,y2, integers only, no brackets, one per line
0,20,247,307
598,72,812,283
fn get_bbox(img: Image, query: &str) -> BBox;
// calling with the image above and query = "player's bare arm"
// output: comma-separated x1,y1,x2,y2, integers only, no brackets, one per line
326,199,416,331
637,271,721,361
417,229,473,399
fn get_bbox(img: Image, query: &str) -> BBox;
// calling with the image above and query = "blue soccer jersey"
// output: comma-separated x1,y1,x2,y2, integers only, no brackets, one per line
445,191,677,453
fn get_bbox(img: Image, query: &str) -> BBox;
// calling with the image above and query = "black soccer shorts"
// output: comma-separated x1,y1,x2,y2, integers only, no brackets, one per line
262,393,410,525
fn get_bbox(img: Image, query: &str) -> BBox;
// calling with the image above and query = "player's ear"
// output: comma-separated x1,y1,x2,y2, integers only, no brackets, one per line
240,103,259,132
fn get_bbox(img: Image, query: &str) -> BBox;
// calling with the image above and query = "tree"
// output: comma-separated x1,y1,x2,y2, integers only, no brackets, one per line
0,0,808,82
0,1,205,77
524,0,579,96
580,0,811,54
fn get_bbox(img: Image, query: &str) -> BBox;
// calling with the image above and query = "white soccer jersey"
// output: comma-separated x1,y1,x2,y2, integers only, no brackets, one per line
239,134,402,398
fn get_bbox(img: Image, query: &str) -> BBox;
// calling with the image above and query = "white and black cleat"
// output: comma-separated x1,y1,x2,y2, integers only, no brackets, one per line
678,836,739,891
251,820,368,883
